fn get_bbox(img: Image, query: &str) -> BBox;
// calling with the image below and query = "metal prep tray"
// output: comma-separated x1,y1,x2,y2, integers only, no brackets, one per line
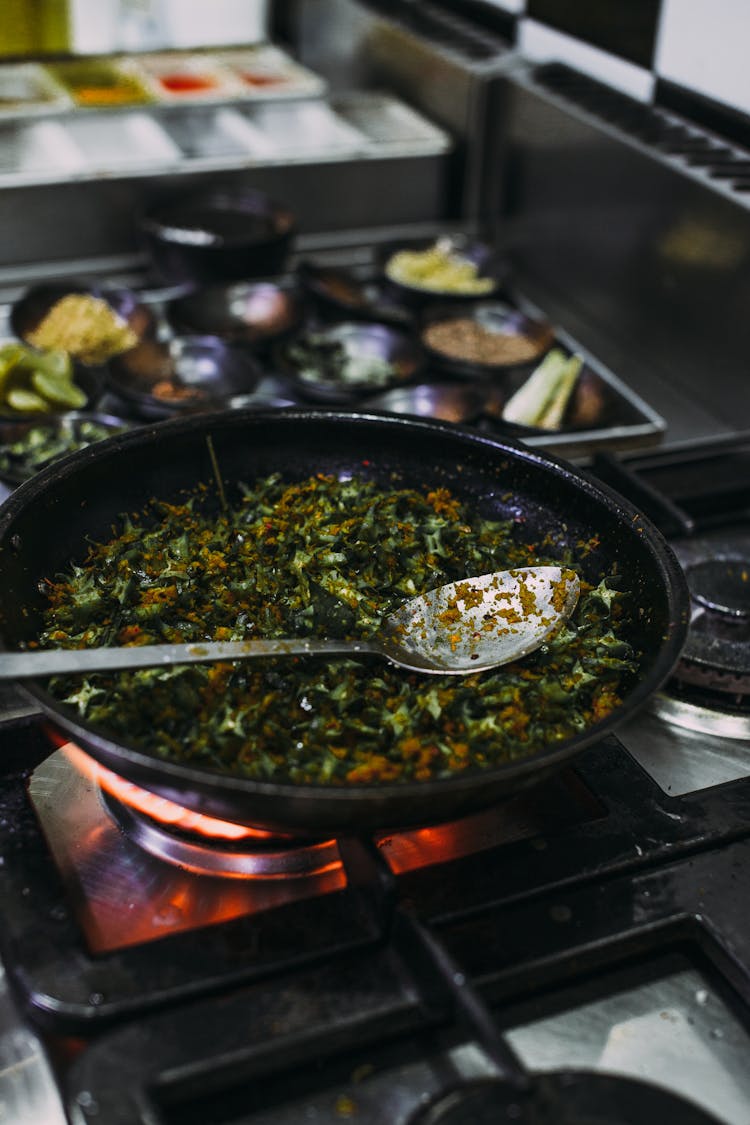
215,45,327,102
61,112,183,174
495,293,667,460
281,251,666,461
0,242,666,463
0,63,72,119
239,99,368,160
0,119,84,179
0,90,450,188
154,106,274,162
332,91,453,157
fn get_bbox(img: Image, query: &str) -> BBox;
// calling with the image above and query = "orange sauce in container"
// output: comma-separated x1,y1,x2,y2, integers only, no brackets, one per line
49,61,152,107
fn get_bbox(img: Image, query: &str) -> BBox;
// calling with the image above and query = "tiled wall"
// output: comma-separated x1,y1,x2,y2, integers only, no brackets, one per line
479,0,750,120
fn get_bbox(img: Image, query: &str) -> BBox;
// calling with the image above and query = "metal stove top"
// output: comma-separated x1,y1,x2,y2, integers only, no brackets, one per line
0,431,749,1125
0,709,748,1123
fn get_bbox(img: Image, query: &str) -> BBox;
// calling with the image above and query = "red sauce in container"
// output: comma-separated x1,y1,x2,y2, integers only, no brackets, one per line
158,73,217,93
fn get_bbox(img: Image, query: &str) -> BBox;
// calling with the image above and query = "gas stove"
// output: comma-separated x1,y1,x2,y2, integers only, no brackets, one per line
2,717,750,1124
1,437,750,1125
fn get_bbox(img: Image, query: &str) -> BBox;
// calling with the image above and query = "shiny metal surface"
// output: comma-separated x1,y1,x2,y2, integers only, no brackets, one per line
0,681,41,722
367,381,488,423
0,966,66,1125
507,968,750,1125
103,790,341,879
617,706,750,794
381,565,580,674
496,66,750,450
649,693,750,741
28,747,346,953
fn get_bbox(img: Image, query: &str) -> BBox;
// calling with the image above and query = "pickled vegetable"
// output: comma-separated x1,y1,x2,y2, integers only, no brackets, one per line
0,343,87,415
31,370,87,409
386,239,494,295
502,350,583,430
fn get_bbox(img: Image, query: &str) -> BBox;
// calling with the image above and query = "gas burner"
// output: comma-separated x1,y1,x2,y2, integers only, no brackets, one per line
660,533,750,723
411,1072,723,1125
101,788,340,879
689,557,750,619
651,684,750,740
55,740,341,880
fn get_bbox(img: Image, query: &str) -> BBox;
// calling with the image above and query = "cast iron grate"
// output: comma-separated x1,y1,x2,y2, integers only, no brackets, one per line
533,63,750,201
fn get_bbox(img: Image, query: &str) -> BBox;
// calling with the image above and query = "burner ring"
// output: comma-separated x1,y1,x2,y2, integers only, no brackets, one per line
668,533,750,698
687,556,750,619
101,790,341,879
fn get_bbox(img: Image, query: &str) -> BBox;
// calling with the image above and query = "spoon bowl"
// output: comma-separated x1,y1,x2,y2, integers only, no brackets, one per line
380,566,580,673
0,566,579,680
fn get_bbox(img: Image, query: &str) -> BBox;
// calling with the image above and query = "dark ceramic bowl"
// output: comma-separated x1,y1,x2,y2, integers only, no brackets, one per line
166,280,304,348
106,335,263,420
140,189,296,285
297,261,413,326
274,321,425,404
0,411,130,484
419,301,555,379
10,281,156,364
376,235,508,309
366,381,488,424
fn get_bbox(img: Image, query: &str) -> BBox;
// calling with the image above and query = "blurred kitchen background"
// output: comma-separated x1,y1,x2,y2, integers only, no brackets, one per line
0,0,748,452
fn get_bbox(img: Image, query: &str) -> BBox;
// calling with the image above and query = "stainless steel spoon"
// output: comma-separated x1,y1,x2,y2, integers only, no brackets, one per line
0,566,580,679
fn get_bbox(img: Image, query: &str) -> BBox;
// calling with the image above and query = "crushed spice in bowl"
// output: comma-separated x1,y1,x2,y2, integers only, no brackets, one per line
25,293,139,365
420,302,555,377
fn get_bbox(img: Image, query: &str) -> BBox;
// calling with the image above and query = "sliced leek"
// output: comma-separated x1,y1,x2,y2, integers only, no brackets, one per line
501,349,583,430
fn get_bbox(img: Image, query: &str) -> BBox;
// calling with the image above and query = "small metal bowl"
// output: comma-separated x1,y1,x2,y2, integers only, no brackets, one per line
106,335,263,420
0,411,129,485
366,382,488,424
420,301,555,379
297,261,413,326
274,321,424,404
10,281,156,363
377,235,508,309
166,280,304,348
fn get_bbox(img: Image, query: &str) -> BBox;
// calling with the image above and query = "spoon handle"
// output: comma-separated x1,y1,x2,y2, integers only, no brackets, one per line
0,638,381,680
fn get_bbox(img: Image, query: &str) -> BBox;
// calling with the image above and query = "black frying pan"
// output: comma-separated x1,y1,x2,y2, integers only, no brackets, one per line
0,411,689,834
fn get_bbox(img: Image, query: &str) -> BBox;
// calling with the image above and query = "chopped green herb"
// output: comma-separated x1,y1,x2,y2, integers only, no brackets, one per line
0,419,124,480
37,474,637,785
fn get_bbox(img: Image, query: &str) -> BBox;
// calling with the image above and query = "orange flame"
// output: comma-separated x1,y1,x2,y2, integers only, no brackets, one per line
61,742,282,841
57,741,479,875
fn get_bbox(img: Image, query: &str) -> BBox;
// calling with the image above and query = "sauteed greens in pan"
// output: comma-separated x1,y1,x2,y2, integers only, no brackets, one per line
37,474,636,785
